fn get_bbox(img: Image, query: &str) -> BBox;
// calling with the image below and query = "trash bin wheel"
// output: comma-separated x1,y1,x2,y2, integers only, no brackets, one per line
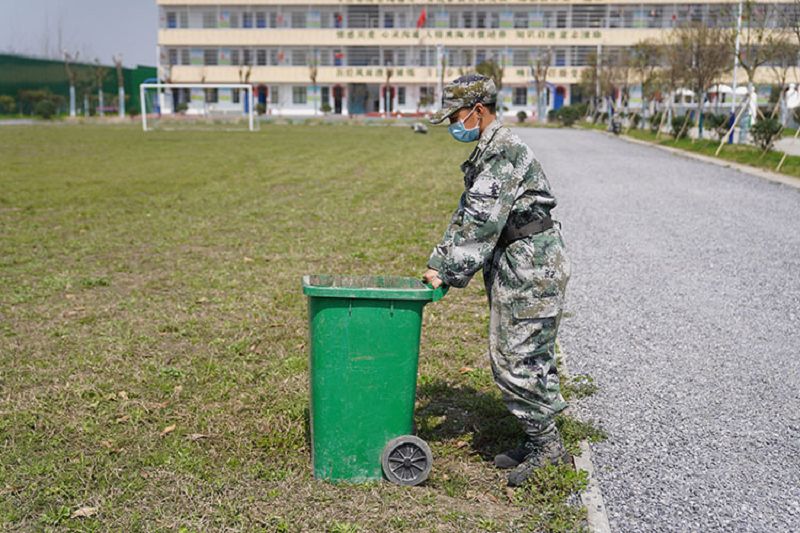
381,435,433,486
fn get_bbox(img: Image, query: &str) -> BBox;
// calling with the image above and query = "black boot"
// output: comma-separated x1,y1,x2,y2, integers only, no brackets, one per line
507,428,571,487
494,441,539,469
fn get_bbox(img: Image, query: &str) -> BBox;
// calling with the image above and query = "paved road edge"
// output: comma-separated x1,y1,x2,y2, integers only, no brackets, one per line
558,342,612,533
594,130,800,191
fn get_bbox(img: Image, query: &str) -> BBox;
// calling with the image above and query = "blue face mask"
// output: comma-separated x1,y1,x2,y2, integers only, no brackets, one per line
448,107,480,143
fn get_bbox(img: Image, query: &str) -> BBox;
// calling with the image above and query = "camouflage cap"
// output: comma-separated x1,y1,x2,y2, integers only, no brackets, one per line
429,74,497,125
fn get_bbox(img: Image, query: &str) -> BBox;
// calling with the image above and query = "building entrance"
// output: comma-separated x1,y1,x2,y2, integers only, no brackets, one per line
348,84,380,115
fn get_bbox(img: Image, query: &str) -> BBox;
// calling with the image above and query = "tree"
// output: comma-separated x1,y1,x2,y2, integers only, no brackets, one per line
631,40,663,128
736,0,782,113
476,58,504,115
94,59,108,117
671,23,731,139
384,65,394,118
530,47,552,123
608,48,634,122
112,54,125,117
578,49,616,123
656,34,691,137
766,37,799,123
63,50,78,117
775,1,800,170
309,50,319,116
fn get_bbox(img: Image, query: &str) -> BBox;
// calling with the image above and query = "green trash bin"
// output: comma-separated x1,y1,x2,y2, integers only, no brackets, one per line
302,274,447,485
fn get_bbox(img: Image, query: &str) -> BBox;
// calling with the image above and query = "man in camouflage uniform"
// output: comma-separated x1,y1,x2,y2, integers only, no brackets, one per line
422,74,572,487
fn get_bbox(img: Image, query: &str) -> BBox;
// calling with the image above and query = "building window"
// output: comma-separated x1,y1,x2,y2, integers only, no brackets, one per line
205,88,218,103
168,48,179,66
242,12,253,28
166,11,177,28
321,86,330,106
513,87,527,106
180,49,190,65
270,86,280,105
231,49,240,65
291,12,306,28
291,49,307,66
256,11,267,28
204,49,218,66
233,89,240,104
384,12,394,28
257,49,267,66
463,11,473,28
270,49,280,65
202,11,216,28
292,86,307,104
243,49,252,65
419,86,433,106
398,87,406,105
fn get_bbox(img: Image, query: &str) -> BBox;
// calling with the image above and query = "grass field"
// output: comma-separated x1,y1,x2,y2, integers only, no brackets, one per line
0,124,600,532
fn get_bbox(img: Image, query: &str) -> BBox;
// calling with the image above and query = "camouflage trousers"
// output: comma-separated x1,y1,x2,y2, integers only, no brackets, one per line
483,225,571,437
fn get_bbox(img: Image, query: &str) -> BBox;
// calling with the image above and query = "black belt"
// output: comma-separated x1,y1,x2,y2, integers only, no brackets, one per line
498,216,554,247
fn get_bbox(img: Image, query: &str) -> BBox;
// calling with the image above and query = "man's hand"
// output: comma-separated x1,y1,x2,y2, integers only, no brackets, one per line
422,268,443,289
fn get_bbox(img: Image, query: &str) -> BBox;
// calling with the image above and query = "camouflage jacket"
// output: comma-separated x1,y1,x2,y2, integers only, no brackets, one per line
428,120,558,288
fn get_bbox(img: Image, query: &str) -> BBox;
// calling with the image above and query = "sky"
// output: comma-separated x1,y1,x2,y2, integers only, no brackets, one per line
0,0,158,67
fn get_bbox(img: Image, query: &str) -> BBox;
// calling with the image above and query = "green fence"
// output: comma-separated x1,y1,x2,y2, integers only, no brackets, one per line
0,53,156,116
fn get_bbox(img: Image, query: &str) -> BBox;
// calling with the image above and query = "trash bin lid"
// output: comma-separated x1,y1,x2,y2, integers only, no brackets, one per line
302,275,446,301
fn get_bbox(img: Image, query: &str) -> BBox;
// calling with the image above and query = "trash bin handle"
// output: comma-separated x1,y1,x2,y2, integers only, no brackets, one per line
425,283,448,302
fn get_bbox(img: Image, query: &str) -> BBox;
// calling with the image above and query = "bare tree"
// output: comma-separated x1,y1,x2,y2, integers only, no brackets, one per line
631,40,663,128
63,50,78,117
579,49,617,122
736,0,782,112
93,59,108,117
384,65,394,118
609,48,634,124
531,47,552,123
672,23,732,139
657,34,691,138
112,54,125,118
775,0,800,170
308,51,319,116
476,58,504,116
767,37,799,122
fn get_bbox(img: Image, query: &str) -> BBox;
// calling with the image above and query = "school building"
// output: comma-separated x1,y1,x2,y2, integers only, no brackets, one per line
156,0,793,117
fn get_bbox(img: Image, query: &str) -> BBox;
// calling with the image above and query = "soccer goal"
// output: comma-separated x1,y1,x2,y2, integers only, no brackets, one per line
140,83,257,131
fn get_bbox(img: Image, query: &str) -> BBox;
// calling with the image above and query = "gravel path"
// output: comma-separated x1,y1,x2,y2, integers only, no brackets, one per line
513,128,800,532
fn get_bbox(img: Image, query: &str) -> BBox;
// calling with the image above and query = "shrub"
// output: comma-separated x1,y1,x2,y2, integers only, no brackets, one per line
176,102,189,113
703,113,730,141
34,100,56,119
320,103,332,113
750,118,782,151
649,112,663,133
256,103,266,115
555,105,581,127
0,95,15,114
671,115,689,139
18,89,64,116
516,110,527,123
547,108,558,122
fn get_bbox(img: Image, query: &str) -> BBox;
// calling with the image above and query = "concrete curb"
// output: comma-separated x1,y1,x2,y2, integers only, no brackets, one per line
558,343,612,533
597,130,800,190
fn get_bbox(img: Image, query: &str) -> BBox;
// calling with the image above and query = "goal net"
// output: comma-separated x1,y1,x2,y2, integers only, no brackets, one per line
140,83,257,131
